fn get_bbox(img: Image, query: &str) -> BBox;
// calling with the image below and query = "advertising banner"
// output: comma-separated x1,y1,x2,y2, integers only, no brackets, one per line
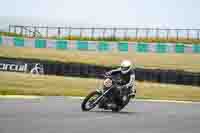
0,58,44,75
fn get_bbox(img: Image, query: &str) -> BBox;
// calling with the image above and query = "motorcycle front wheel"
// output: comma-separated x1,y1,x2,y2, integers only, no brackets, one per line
81,91,101,111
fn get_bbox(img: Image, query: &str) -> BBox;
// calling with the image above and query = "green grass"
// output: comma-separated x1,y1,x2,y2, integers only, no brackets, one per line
0,71,200,101
1,46,200,72
0,32,23,38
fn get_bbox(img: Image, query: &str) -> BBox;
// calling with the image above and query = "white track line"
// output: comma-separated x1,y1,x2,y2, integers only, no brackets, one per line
0,95,199,104
67,96,200,104
134,99,200,104
0,95,41,99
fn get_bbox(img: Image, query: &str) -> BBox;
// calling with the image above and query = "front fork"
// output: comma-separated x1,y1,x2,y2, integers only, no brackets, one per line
93,87,112,105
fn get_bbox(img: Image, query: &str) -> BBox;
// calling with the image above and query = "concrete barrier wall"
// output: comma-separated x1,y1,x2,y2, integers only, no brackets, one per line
1,36,200,54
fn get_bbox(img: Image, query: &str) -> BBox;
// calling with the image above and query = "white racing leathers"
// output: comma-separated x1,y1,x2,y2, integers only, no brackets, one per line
107,68,136,95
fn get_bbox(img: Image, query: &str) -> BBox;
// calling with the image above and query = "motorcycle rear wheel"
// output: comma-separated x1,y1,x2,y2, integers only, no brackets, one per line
111,95,131,112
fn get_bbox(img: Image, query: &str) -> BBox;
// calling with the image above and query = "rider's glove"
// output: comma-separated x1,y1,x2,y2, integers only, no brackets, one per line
105,72,112,76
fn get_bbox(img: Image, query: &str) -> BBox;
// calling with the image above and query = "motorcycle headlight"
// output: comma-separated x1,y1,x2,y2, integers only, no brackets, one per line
103,78,112,88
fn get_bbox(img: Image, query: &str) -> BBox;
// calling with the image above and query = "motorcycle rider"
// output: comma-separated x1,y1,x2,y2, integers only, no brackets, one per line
104,60,136,109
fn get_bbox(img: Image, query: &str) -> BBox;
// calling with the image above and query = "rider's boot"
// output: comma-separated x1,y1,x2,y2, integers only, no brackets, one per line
129,89,136,98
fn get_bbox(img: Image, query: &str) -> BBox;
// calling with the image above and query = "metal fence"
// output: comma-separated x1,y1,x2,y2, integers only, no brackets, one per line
9,25,200,40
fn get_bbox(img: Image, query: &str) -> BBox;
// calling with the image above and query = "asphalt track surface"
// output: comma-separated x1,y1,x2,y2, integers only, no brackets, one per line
0,97,200,133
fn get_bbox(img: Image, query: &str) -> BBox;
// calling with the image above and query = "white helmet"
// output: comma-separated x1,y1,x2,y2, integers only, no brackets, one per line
120,60,132,74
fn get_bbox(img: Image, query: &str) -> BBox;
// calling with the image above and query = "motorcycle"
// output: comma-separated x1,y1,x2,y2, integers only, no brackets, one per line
81,74,134,112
